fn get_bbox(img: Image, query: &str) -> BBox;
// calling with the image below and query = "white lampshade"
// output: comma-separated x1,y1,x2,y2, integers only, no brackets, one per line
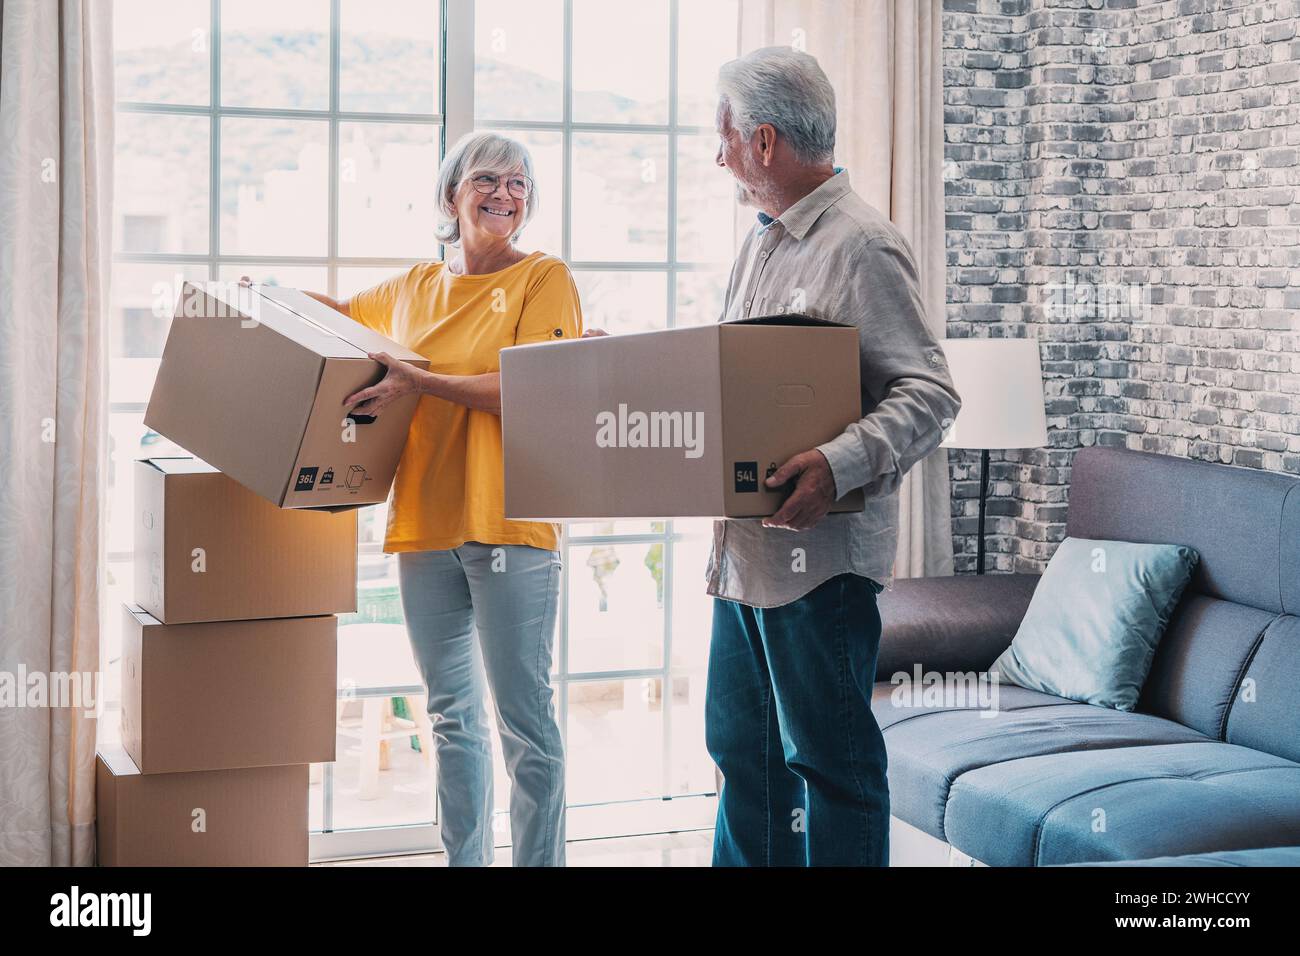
939,338,1048,450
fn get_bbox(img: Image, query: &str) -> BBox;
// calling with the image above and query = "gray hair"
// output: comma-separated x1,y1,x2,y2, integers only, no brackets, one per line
717,46,836,165
435,131,538,245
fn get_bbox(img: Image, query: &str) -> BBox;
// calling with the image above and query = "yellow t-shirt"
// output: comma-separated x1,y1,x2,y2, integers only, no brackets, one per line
349,250,582,553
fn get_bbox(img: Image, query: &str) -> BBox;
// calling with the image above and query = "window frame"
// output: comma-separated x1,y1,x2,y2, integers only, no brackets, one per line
110,0,734,863
111,0,452,297
471,0,732,849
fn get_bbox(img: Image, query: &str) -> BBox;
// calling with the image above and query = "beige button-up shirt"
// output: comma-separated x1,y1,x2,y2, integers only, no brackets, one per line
705,170,961,608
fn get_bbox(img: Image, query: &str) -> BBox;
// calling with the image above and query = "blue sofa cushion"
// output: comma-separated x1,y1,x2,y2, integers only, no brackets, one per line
1225,614,1300,764
871,684,1208,840
873,681,1065,732
944,742,1300,866
992,536,1199,712
1060,846,1300,867
1136,594,1277,739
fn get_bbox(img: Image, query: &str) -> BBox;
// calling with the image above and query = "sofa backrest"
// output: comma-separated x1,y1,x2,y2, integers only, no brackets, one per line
1066,447,1300,614
1224,614,1300,763
1065,447,1300,757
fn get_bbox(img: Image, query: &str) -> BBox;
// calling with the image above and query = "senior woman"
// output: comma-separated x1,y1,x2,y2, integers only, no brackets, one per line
251,132,581,866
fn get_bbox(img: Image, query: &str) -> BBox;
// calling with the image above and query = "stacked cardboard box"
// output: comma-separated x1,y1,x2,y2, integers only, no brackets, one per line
97,282,426,866
96,459,355,866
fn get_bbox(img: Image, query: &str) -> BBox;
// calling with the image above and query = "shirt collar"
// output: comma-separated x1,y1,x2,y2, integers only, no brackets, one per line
755,166,850,240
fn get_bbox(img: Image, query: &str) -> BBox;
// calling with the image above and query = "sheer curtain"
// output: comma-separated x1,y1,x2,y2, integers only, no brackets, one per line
737,0,953,577
0,0,114,866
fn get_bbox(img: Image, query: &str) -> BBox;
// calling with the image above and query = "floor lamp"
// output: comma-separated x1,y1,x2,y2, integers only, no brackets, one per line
939,339,1048,574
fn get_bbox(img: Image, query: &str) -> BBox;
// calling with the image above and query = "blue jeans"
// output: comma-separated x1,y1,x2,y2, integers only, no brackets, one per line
706,572,890,866
398,543,565,866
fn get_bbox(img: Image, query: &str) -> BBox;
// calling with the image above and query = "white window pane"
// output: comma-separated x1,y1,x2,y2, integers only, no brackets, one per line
669,536,713,672
572,0,669,124
566,679,665,804
109,356,162,409
676,134,736,264
677,0,739,126
357,548,399,596
114,113,210,255
114,0,210,105
567,543,665,673
338,122,440,258
309,764,324,832
671,517,715,535
220,117,329,256
474,0,563,122
106,412,189,557
340,555,405,630
329,690,437,829
497,129,562,255
356,502,393,550
110,263,207,361
668,673,714,795
566,520,667,537
102,557,132,693
676,268,728,327
340,0,439,114
220,0,329,110
482,683,513,819
333,619,438,828
571,133,668,262
216,265,328,293
573,270,667,335
107,267,211,410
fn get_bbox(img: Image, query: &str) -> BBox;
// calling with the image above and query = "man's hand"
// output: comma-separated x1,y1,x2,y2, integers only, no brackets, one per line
342,351,427,417
581,328,609,338
761,449,838,531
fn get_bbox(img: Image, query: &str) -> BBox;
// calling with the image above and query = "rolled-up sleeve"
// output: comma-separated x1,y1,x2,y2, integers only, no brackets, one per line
815,235,962,500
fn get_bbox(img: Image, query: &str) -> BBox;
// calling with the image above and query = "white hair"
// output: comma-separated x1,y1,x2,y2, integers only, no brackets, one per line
717,46,837,165
435,131,538,245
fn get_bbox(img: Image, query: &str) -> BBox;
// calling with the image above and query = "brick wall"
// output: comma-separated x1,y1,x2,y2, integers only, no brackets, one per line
942,0,1300,574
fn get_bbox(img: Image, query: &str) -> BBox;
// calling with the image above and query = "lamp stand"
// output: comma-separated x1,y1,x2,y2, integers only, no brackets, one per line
976,448,990,575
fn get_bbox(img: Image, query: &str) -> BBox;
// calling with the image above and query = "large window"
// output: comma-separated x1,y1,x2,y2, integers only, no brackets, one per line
107,0,739,860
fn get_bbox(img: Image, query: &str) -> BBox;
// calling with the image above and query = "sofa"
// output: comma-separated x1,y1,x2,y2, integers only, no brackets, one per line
873,446,1300,866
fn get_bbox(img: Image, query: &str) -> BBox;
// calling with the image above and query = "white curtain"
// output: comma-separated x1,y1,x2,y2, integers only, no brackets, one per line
738,0,954,577
0,0,113,866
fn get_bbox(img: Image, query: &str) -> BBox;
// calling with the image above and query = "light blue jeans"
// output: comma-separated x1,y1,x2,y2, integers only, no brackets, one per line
398,542,565,866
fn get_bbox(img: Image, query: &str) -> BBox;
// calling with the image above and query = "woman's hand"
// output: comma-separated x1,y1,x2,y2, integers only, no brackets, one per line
582,328,610,337
343,351,427,417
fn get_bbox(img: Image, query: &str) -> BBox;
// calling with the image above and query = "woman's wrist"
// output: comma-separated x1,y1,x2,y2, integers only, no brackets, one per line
416,369,443,397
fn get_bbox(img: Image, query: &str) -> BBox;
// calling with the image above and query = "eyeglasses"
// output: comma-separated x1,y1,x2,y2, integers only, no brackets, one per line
467,172,533,200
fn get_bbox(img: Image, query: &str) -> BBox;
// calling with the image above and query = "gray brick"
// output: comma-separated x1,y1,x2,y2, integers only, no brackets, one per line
942,0,1300,573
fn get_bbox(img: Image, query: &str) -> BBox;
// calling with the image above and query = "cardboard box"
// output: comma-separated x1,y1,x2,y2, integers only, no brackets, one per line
144,281,430,509
121,605,337,773
500,316,866,519
135,457,358,624
96,745,307,867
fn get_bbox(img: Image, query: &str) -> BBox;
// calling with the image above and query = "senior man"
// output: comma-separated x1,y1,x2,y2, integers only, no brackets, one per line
705,46,961,867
